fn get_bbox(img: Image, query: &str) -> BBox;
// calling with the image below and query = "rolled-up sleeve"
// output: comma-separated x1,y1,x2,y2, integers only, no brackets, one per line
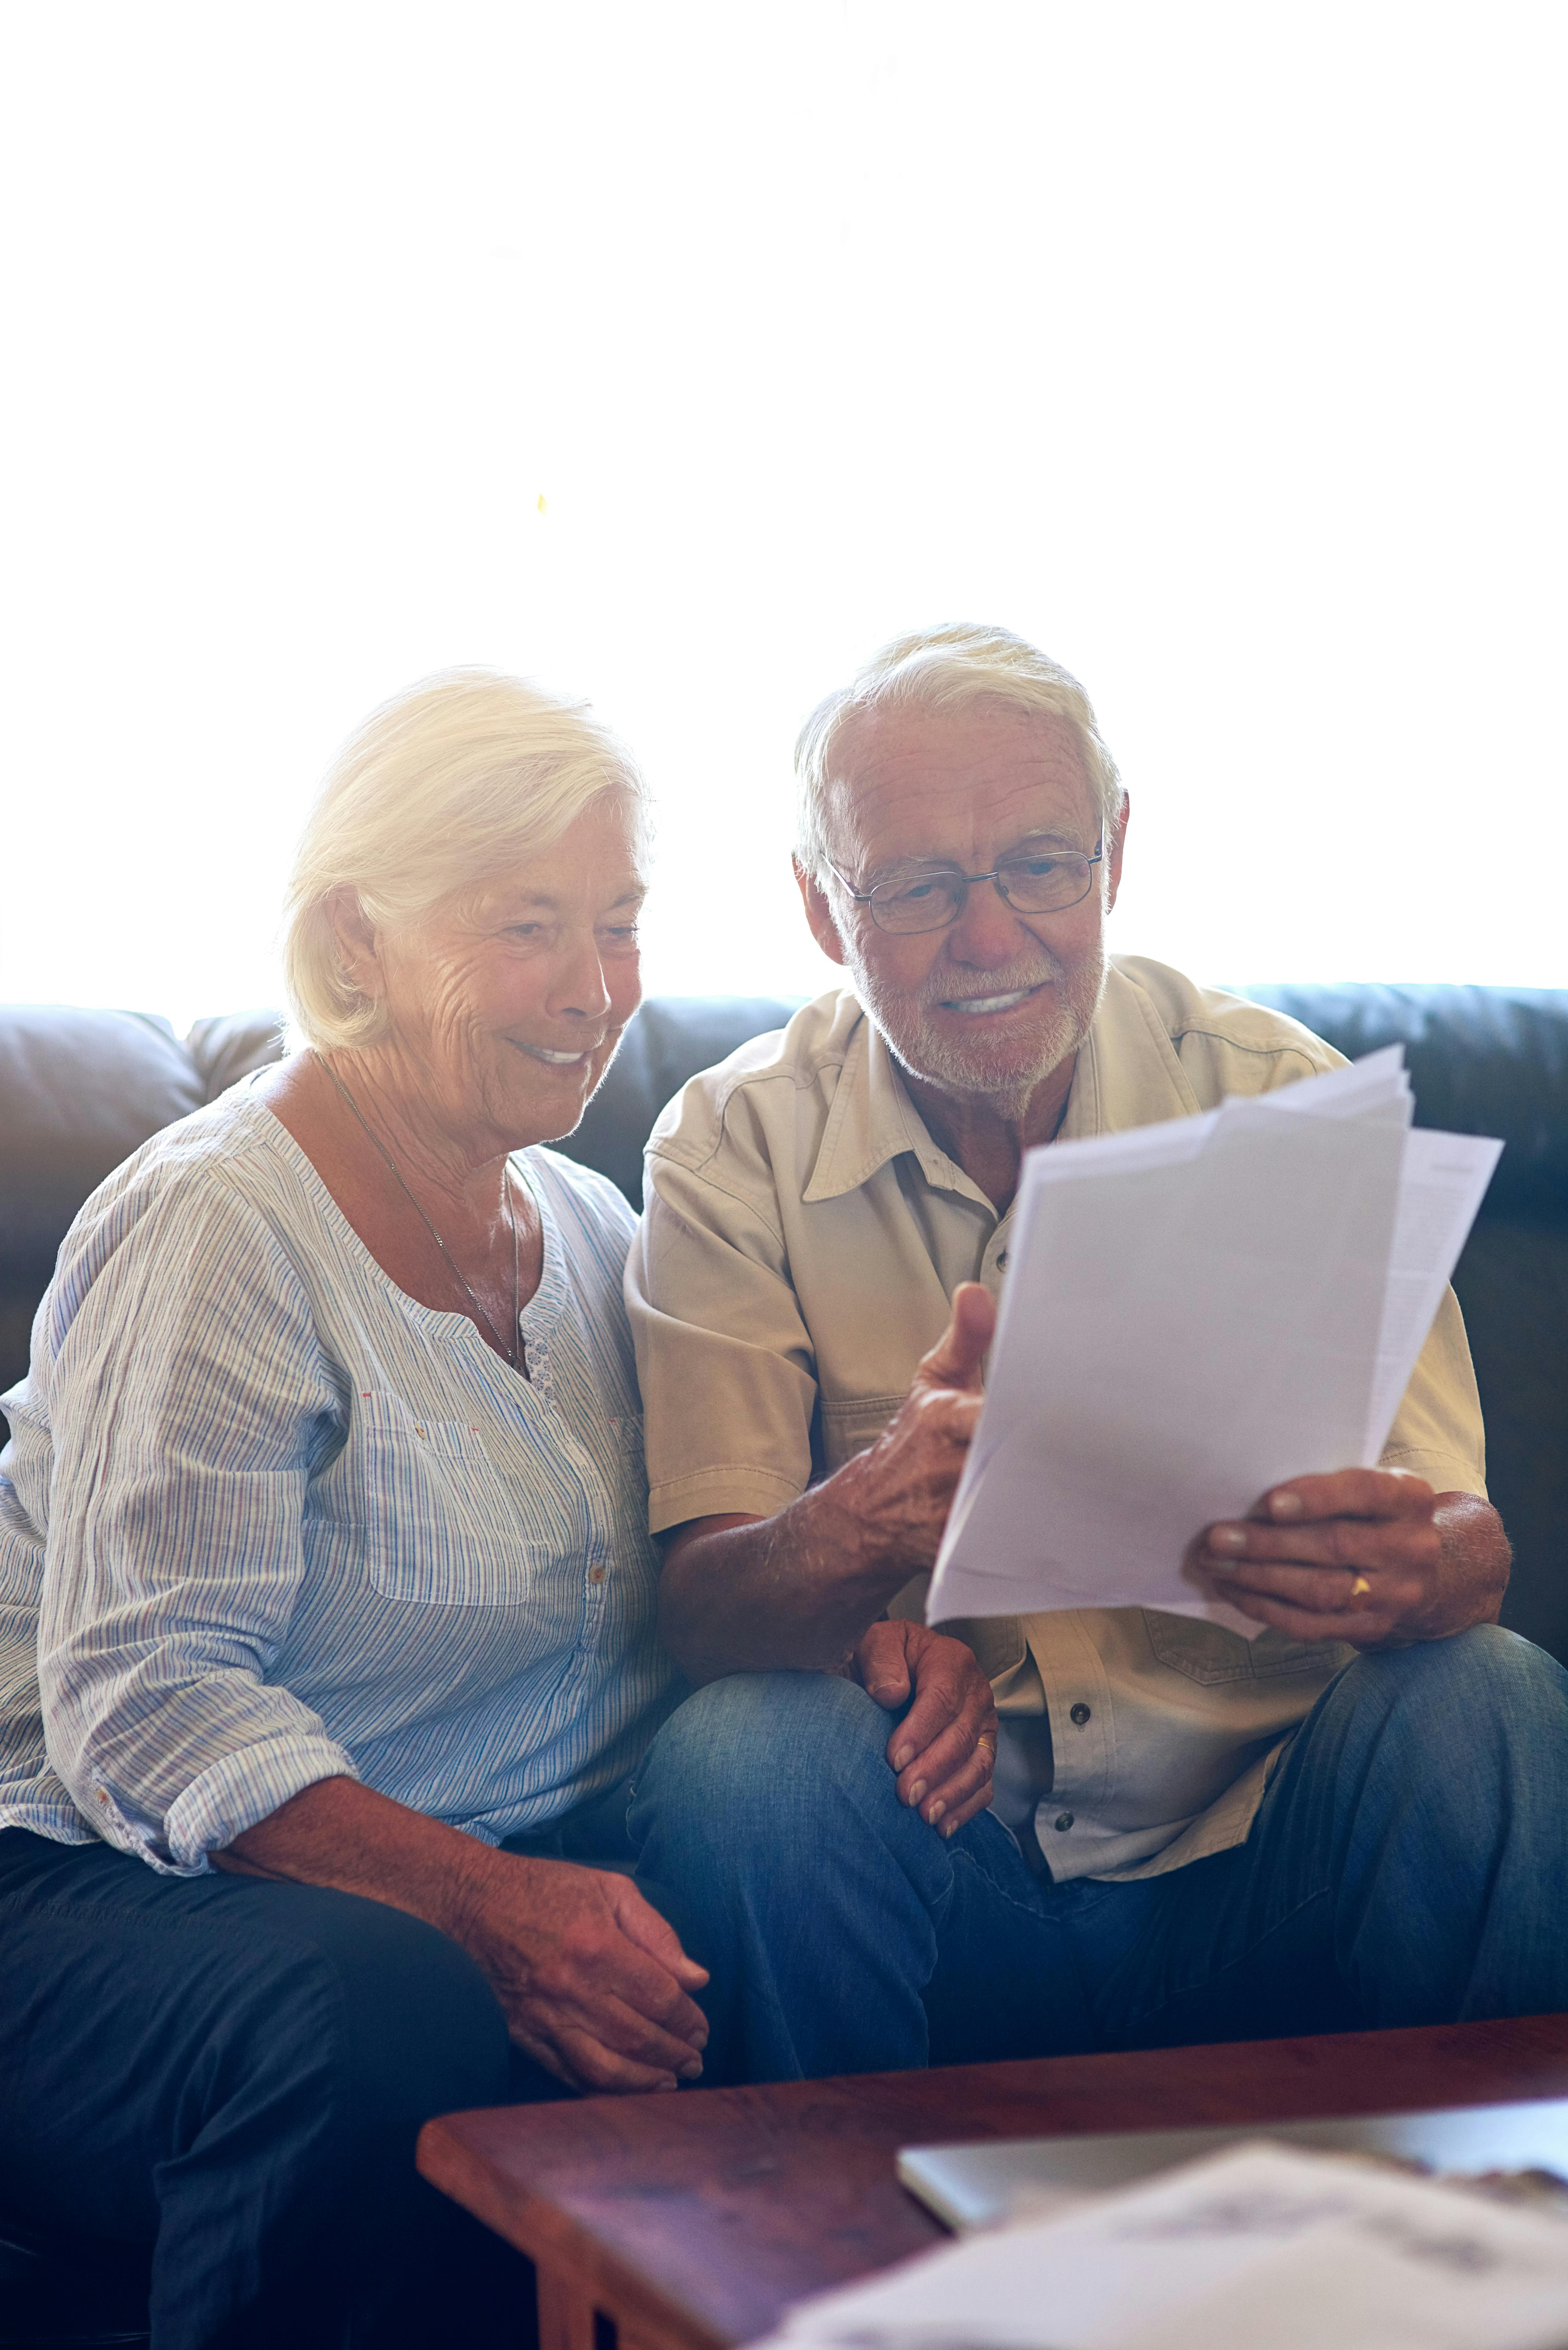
1379,1285,1489,1499
37,1175,357,1873
628,1143,819,1536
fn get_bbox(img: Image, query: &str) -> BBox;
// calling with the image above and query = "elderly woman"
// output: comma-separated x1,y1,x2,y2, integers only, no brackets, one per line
0,673,711,2347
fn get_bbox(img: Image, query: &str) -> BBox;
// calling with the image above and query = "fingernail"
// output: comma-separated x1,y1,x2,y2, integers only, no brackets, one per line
892,1746,913,1771
1210,1526,1248,1553
927,1800,946,1824
1269,1490,1305,1520
942,1819,957,1838
679,2059,704,2079
907,1779,927,1807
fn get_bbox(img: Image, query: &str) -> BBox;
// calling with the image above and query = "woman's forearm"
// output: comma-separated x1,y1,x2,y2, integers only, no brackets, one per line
215,1773,504,1942
216,1772,711,2094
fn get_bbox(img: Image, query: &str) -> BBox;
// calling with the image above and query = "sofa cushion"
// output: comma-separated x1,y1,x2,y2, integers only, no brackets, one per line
0,1008,207,1398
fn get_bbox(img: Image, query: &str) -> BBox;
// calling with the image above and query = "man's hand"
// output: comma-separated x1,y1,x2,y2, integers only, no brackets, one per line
658,1282,997,1682
843,1282,996,1571
461,1852,711,2095
852,1619,998,1836
1198,1468,1509,1648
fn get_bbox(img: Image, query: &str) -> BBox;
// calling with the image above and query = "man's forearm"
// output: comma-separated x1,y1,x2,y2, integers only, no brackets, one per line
658,1460,921,1684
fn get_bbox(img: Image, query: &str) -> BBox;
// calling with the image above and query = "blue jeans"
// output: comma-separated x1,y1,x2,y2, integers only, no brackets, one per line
626,1625,1568,2084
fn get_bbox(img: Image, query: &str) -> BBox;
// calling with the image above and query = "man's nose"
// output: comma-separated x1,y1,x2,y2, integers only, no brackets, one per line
944,876,1034,967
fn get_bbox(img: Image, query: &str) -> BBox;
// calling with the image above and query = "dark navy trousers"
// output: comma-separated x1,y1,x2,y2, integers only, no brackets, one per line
0,1830,551,2349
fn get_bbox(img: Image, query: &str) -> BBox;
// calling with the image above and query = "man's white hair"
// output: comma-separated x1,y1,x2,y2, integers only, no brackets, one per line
282,668,648,1050
794,622,1124,877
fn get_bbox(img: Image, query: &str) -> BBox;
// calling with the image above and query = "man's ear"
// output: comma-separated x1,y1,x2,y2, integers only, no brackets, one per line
323,886,387,1004
794,857,848,969
1104,793,1130,913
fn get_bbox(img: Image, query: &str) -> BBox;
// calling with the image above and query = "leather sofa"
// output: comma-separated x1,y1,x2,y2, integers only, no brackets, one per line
1,982,1566,2345
3,985,1566,1654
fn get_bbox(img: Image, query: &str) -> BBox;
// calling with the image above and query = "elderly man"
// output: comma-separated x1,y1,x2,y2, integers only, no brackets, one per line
623,623,1568,2085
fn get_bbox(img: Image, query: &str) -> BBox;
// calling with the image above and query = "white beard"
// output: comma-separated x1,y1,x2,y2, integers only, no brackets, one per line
843,934,1109,1108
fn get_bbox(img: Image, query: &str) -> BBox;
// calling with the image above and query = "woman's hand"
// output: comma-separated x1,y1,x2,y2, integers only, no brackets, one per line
218,1775,708,2095
459,1851,710,2094
851,1618,998,1836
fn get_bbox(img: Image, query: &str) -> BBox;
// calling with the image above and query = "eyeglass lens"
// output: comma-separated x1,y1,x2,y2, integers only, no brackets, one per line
869,853,1096,935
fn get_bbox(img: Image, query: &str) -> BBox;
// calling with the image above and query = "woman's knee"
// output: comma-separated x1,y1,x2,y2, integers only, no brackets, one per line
209,1876,512,2139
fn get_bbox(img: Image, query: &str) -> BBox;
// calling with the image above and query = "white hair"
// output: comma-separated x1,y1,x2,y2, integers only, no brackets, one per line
282,668,648,1050
794,622,1125,877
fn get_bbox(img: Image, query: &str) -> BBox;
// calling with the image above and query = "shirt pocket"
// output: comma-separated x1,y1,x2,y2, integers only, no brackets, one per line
1247,1627,1353,1680
606,1411,645,1458
347,1392,535,1609
1141,1609,1346,1686
818,1393,904,1473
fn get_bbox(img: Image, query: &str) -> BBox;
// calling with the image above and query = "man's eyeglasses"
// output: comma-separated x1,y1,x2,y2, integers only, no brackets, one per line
828,838,1104,936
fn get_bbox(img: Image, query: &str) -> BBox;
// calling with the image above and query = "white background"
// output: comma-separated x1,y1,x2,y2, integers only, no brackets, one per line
2,2,1564,1031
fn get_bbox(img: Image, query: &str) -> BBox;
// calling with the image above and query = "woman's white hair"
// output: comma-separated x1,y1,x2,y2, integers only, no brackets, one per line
282,668,648,1050
794,622,1124,877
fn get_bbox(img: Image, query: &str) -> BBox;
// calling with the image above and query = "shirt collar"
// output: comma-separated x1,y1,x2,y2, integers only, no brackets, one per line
802,1004,988,1207
801,961,1201,1206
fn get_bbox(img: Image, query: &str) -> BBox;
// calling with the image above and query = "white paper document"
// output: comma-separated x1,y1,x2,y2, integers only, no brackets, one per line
759,2141,1568,2350
928,1049,1501,1633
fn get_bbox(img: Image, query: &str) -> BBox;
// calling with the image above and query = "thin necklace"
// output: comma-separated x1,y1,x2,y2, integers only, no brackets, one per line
315,1051,525,1375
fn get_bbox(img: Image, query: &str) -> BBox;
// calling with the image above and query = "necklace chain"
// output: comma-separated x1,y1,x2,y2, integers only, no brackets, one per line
314,1052,524,1373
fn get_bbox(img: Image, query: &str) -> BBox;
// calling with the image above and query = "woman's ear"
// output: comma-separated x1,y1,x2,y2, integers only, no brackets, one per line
794,857,848,969
323,887,386,1004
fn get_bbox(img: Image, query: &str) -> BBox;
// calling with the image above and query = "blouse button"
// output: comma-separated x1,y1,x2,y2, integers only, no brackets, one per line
1054,1812,1075,1833
1070,1703,1092,1726
588,1566,607,1584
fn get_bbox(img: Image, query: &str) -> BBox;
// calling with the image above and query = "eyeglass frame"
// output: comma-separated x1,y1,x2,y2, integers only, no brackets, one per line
826,833,1105,935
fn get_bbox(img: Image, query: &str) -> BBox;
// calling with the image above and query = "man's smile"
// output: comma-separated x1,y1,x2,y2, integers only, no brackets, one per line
936,980,1051,1017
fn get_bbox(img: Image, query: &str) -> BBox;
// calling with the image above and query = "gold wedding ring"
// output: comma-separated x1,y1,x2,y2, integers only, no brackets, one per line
1349,1574,1373,1600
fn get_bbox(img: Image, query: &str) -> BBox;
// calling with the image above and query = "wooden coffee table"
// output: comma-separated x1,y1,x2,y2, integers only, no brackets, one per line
418,2015,1568,2350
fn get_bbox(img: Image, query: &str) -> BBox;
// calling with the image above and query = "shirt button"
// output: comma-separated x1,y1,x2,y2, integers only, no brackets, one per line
588,1566,607,1584
1070,1703,1092,1726
997,1250,1009,1269
1054,1812,1075,1833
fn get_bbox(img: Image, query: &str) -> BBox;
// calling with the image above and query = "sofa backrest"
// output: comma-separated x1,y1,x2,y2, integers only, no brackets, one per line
3,987,1564,1659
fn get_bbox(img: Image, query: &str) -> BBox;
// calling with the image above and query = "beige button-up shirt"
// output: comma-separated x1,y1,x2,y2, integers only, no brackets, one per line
627,957,1488,1881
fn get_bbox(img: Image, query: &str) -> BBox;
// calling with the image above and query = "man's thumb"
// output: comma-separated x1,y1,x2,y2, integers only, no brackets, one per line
917,1281,995,1393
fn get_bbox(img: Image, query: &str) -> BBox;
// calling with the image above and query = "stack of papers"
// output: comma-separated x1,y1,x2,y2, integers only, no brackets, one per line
928,1048,1500,1634
758,2140,1568,2350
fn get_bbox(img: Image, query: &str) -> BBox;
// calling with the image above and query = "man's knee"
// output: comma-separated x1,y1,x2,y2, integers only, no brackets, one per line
630,1670,902,1849
1340,1623,1566,1737
1313,1625,1568,1820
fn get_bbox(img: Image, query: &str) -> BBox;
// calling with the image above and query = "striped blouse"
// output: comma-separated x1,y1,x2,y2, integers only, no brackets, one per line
0,1082,675,1873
